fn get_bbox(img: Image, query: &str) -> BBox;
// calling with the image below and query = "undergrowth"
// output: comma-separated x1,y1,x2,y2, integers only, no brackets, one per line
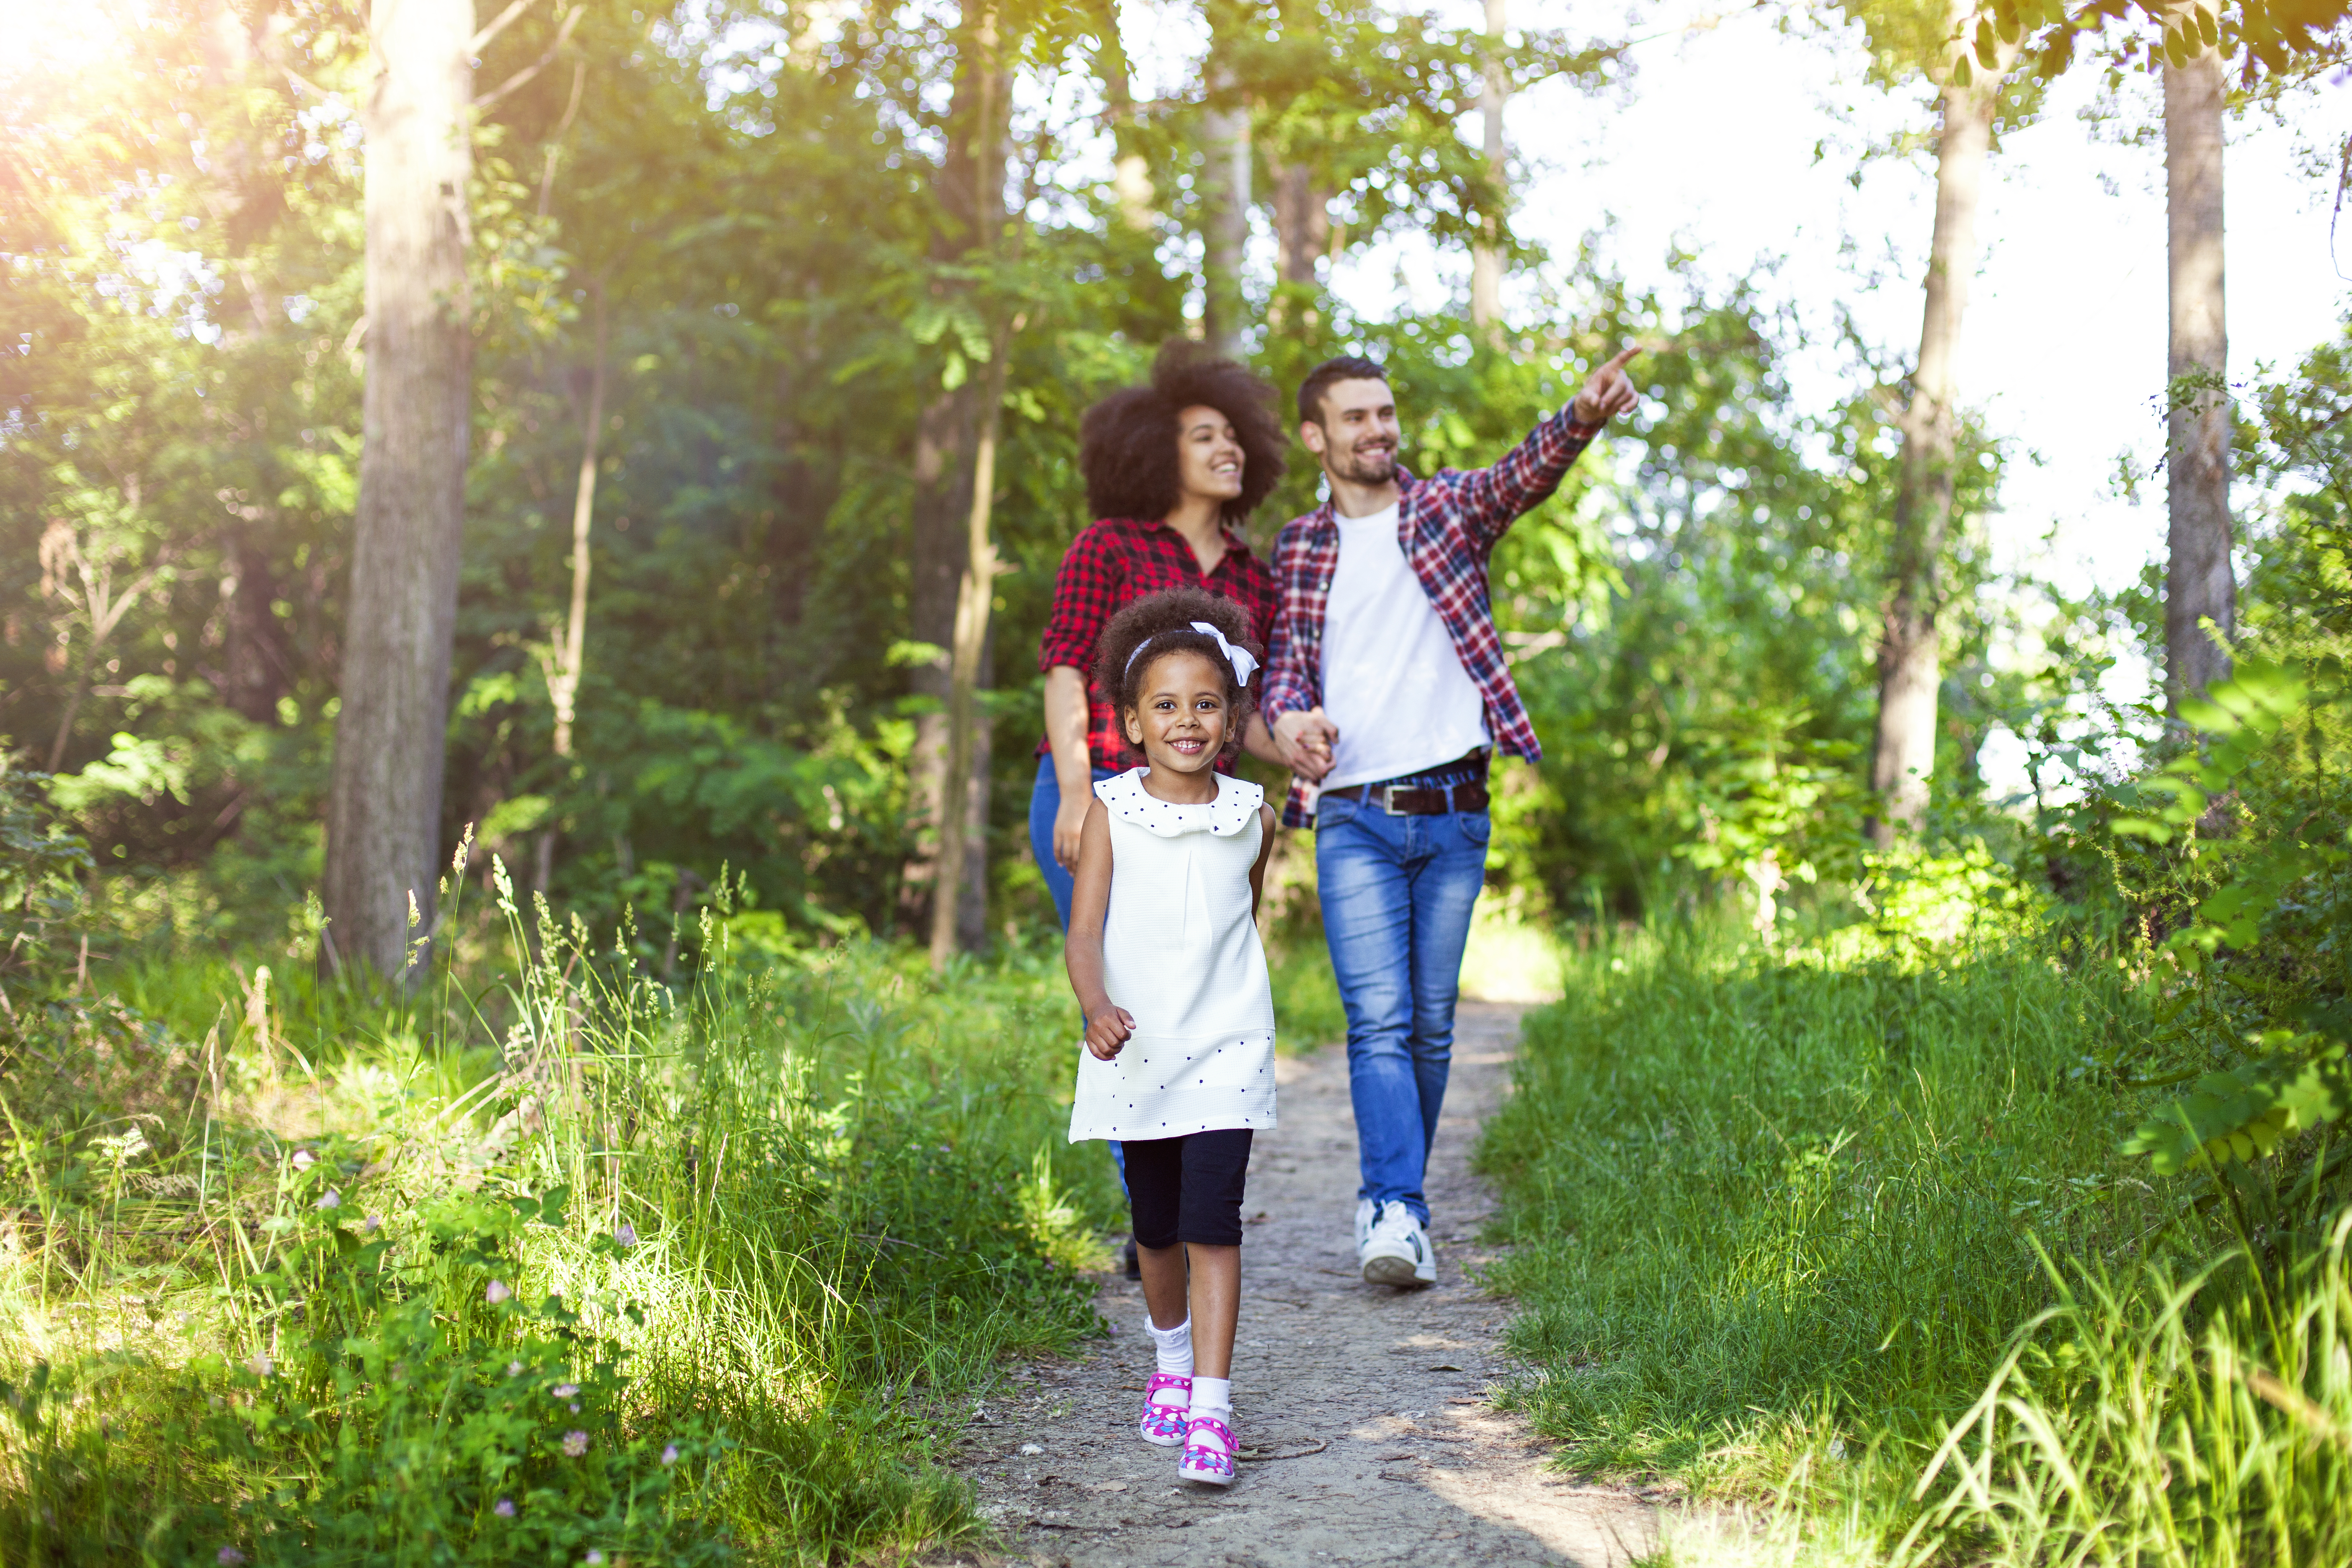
1483,919,2352,1566
0,859,1118,1564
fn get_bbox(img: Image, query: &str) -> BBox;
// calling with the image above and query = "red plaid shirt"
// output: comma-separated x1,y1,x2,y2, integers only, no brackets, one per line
1261,408,1605,826
1036,517,1279,772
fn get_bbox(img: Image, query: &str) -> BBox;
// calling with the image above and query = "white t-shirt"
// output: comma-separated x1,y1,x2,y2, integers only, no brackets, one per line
1318,503,1490,791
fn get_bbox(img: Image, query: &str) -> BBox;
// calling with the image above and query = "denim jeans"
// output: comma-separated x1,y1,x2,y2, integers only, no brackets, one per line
1315,794,1489,1227
1030,754,1126,1189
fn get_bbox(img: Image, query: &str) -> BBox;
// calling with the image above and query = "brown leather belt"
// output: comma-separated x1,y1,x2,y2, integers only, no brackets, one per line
1317,776,1490,817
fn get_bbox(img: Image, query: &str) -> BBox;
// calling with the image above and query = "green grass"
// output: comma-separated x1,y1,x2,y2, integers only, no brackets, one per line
1481,918,2352,1565
0,892,1119,1564
1480,920,2178,1490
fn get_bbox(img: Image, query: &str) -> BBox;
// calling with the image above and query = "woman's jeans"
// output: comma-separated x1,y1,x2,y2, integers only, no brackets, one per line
1314,793,1489,1228
1030,755,1126,1187
1028,754,1117,928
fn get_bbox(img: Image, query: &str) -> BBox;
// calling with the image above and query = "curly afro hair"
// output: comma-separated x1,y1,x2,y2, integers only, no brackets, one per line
1078,342,1287,526
1092,588,1262,764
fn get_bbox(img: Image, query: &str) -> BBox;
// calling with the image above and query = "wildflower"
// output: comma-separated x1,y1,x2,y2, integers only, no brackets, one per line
507,1361,524,1377
486,1279,512,1305
365,1213,382,1232
552,1383,579,1398
585,1553,606,1565
562,1429,589,1457
218,1549,247,1565
660,1443,679,1466
291,1149,315,1171
494,1498,516,1518
246,1353,272,1378
316,1188,341,1210
614,1222,638,1248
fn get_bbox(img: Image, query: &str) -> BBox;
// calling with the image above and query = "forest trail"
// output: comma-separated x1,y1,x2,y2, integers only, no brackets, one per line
955,1002,1661,1568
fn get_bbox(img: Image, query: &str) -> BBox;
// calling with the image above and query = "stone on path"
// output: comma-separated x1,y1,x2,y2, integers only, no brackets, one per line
957,1002,1658,1567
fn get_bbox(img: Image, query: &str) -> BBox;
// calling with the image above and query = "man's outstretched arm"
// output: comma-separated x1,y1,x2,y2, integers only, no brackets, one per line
1453,347,1643,549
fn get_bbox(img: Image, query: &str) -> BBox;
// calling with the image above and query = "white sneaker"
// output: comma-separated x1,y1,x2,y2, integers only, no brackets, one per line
1358,1200,1436,1288
1354,1197,1377,1255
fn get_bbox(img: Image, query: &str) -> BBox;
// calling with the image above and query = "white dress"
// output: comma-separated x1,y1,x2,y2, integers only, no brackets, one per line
1068,767,1279,1143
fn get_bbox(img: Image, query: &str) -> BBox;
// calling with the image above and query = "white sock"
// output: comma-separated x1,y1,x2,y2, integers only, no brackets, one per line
1191,1375,1232,1417
1145,1315,1194,1378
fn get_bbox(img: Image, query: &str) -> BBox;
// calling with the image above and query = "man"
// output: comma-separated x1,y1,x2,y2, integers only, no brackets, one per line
1261,348,1640,1287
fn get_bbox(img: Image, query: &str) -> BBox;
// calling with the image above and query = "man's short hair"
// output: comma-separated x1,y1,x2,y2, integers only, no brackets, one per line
1296,355,1389,426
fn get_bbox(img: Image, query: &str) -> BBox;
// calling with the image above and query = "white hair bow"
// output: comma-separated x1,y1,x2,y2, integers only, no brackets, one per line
1125,621,1260,686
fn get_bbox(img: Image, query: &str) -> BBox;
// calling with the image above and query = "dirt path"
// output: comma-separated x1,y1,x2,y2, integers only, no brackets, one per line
958,1002,1658,1568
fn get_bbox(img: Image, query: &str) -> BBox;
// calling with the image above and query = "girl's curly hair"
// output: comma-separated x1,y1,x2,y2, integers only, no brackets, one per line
1078,343,1287,526
1092,588,1262,764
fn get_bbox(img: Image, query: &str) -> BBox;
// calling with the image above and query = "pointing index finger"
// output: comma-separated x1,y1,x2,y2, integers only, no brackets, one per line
1602,346,1642,374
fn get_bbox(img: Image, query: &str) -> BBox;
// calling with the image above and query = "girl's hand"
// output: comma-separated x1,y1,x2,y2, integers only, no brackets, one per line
1084,1004,1136,1060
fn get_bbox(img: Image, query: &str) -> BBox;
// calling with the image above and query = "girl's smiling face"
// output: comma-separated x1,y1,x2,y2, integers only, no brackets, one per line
1122,648,1230,780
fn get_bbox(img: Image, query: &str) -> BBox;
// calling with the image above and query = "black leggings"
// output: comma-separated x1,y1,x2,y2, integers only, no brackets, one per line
1122,1127,1254,1248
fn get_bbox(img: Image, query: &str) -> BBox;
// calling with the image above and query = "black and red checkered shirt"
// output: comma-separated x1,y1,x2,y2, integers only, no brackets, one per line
1035,517,1279,772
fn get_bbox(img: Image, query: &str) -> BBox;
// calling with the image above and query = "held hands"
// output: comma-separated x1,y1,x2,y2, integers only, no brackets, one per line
1084,1001,1136,1060
1570,346,1642,426
1273,706,1339,784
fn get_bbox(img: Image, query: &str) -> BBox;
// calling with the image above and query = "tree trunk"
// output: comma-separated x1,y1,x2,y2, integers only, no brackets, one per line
1470,0,1507,336
1094,0,1155,231
931,332,1014,970
322,0,473,980
221,526,295,724
1269,160,1328,287
196,0,294,732
2164,46,2234,708
899,1,1005,948
1200,11,1252,358
1868,28,2006,846
535,282,608,894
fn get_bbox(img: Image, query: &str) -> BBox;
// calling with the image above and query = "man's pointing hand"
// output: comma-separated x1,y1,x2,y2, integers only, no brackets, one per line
1570,346,1641,426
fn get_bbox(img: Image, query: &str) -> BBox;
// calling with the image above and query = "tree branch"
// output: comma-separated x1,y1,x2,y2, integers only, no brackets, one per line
470,0,540,57
475,4,583,112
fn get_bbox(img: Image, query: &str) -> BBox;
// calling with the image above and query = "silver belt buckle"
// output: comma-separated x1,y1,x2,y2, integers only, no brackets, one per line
1380,783,1417,816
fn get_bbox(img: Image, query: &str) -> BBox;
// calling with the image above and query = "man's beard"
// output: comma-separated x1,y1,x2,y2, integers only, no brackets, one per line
1330,442,1396,486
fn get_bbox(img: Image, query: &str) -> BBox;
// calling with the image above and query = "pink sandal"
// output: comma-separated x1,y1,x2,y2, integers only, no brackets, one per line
1137,1372,1191,1446
1179,1411,1237,1486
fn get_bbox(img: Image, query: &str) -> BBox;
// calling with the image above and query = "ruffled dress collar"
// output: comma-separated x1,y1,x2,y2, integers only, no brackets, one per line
1094,767,1264,838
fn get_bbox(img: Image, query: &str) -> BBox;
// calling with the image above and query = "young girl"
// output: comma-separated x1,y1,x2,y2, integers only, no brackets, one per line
1065,587,1279,1488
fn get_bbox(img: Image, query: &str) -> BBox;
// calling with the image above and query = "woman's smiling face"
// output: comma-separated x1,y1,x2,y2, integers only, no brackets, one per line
1123,648,1230,776
1173,405,1245,508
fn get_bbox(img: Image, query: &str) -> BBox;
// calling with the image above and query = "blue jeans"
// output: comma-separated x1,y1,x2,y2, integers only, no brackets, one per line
1031,754,1126,1188
1315,794,1489,1227
1028,754,1118,927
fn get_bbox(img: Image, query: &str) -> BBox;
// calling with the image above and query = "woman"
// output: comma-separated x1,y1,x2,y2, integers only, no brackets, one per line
1032,343,1294,927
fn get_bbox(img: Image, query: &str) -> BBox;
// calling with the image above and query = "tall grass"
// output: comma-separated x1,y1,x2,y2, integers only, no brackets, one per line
0,873,1115,1563
1902,1210,2352,1566
1480,919,2180,1491
1483,917,2352,1565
